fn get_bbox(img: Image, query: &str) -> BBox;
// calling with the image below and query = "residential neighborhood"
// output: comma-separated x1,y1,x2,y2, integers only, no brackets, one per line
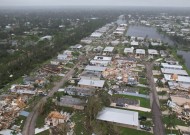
1,5,190,135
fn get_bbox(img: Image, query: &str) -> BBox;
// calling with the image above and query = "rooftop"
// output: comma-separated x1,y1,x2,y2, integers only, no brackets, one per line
136,49,145,54
103,47,114,52
124,48,134,53
85,65,107,72
148,49,159,55
161,68,188,76
94,56,112,61
78,79,105,88
161,63,183,69
97,107,139,126
164,74,190,83
131,41,139,46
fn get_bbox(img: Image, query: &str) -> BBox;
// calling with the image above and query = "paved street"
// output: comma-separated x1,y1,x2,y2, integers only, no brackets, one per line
22,54,93,135
146,62,165,135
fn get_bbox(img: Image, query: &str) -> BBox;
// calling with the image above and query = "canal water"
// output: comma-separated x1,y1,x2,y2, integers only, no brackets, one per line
126,25,174,45
177,50,190,71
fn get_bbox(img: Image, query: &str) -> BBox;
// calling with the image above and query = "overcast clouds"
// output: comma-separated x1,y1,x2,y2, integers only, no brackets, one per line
0,0,190,7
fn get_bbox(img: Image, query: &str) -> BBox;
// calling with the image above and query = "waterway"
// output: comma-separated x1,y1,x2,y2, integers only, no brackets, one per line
126,25,174,45
177,50,190,71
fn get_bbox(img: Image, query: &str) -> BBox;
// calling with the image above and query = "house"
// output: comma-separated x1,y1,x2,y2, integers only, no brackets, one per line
57,96,86,110
10,85,36,95
122,40,129,45
45,111,70,126
161,68,188,76
111,97,139,107
70,44,83,50
161,63,183,70
137,37,144,41
84,65,107,72
103,47,114,55
97,107,139,128
90,60,109,67
90,56,112,67
151,42,161,46
64,86,95,97
130,41,139,46
57,54,67,60
124,48,134,55
94,56,112,61
80,71,102,80
148,49,159,58
93,46,104,52
168,81,190,91
135,49,145,58
90,32,103,38
160,50,168,57
40,35,52,41
81,39,92,44
78,79,105,88
164,74,190,84
165,58,179,65
111,40,120,46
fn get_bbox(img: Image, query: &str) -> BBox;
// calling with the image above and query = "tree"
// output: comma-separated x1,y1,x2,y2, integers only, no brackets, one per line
164,112,177,134
85,96,103,126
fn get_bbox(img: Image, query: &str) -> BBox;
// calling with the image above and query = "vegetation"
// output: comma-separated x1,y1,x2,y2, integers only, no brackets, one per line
113,94,150,108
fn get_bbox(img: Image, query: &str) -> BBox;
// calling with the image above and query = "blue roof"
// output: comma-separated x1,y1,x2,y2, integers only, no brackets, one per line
20,111,30,117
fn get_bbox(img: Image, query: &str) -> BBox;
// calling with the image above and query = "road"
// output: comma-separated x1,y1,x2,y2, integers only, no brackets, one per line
146,62,165,135
22,53,93,135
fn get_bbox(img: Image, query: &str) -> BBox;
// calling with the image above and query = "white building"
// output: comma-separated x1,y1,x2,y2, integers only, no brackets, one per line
130,41,139,46
161,68,188,76
164,74,190,84
136,49,145,58
97,107,139,128
94,56,112,61
148,49,159,55
85,65,107,72
78,79,105,88
161,63,183,70
103,47,114,53
124,48,134,54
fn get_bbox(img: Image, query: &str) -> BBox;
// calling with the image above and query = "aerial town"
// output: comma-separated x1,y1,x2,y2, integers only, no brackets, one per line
0,5,190,135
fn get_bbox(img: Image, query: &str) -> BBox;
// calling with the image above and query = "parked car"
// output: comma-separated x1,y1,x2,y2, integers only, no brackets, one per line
138,116,147,121
140,125,151,131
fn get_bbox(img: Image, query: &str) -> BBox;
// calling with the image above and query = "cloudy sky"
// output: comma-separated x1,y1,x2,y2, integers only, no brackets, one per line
0,0,190,7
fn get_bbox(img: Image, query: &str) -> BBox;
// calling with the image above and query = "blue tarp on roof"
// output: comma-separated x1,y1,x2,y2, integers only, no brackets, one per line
19,111,29,117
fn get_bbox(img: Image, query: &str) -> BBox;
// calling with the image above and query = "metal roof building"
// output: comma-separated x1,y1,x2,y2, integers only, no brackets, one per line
136,49,145,54
161,68,188,76
97,107,139,127
161,63,183,70
85,65,107,72
103,47,114,52
164,74,190,83
78,79,105,88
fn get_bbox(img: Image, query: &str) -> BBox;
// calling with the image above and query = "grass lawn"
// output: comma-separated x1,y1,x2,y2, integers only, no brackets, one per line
36,114,46,128
138,87,150,95
113,94,150,108
71,112,90,135
165,129,180,135
139,78,148,85
109,106,152,118
12,115,27,130
120,127,153,135
36,130,50,135
163,115,188,126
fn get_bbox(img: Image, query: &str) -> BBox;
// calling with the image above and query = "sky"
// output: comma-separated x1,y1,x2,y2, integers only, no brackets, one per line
0,0,190,7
